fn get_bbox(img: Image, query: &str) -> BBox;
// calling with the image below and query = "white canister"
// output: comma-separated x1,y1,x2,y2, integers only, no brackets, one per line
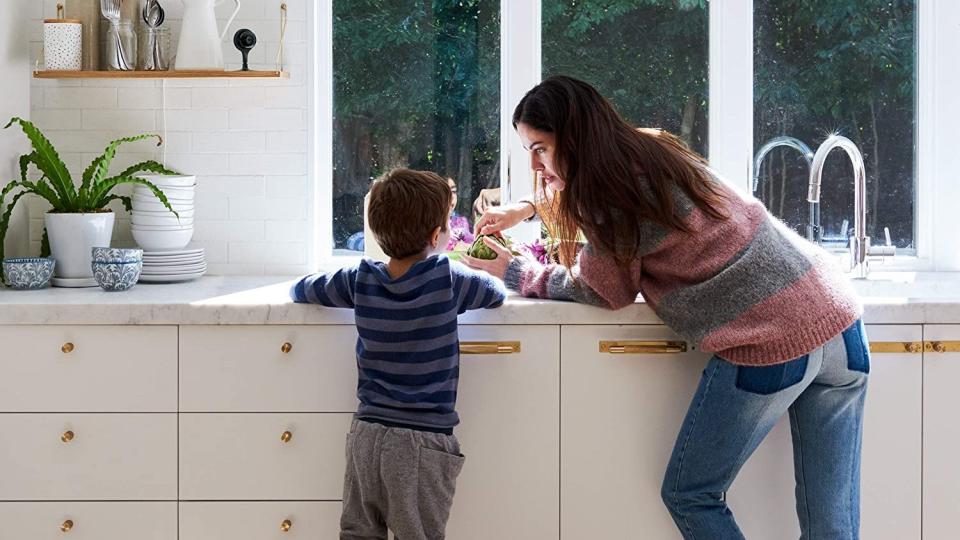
43,18,83,71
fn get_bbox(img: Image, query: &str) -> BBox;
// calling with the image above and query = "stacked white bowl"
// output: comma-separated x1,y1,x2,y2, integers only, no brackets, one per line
131,175,196,251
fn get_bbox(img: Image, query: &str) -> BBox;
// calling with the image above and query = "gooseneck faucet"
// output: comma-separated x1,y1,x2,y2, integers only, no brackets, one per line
807,134,894,278
752,136,817,241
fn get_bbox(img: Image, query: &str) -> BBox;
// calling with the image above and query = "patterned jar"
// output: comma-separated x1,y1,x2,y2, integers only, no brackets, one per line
43,18,83,71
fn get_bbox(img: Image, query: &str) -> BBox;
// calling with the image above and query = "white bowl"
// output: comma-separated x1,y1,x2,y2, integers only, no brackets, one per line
133,208,195,217
133,193,194,204
132,223,194,231
136,174,197,188
132,227,194,251
134,185,195,199
132,199,194,213
131,214,194,227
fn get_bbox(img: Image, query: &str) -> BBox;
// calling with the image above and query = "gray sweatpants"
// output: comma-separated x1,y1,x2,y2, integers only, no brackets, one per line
340,418,466,540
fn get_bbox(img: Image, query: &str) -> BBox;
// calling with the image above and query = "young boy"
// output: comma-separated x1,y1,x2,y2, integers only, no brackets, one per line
290,168,507,540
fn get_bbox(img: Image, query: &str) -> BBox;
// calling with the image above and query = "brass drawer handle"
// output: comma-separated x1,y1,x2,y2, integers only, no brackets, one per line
60,519,73,532
926,341,960,353
281,342,293,354
869,342,923,354
599,340,687,354
280,519,292,532
459,341,521,354
61,430,74,443
61,342,75,354
280,430,293,443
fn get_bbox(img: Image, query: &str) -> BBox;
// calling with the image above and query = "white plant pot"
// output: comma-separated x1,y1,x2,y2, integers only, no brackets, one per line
44,212,115,278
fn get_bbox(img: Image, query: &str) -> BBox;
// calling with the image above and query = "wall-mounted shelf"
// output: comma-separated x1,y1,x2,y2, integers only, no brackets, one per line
33,70,288,79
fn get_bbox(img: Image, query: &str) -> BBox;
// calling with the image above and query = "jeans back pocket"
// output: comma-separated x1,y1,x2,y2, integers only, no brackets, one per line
735,354,809,395
842,318,871,374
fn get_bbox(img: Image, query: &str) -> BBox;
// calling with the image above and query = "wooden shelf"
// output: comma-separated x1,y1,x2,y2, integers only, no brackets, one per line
33,70,288,79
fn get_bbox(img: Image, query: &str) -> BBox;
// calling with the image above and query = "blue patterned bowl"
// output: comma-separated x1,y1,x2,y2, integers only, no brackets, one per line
2,258,55,290
92,247,143,263
92,260,142,292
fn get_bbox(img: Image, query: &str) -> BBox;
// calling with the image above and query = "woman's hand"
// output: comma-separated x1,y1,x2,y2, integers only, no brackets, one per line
462,236,515,280
474,202,535,236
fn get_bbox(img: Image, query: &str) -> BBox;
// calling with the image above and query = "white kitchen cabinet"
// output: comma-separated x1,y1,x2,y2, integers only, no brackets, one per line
179,413,353,500
179,502,341,540
922,324,960,540
560,325,706,539
447,325,560,540
0,502,177,540
0,413,178,501
0,326,177,412
731,324,923,540
179,326,358,412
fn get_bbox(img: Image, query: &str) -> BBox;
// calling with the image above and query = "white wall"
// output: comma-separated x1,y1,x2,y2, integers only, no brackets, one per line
27,0,310,275
1,0,32,259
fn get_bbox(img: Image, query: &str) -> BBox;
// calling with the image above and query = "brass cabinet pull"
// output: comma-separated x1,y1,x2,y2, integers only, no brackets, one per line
60,519,73,532
280,430,293,443
869,342,923,354
599,340,687,354
61,342,75,354
280,342,293,354
926,341,960,353
280,519,292,532
61,430,74,443
459,341,521,354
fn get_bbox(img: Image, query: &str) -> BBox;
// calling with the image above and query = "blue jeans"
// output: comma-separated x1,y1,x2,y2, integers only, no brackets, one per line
661,320,870,539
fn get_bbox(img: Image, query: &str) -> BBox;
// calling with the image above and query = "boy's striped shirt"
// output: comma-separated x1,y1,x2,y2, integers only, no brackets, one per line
291,255,506,432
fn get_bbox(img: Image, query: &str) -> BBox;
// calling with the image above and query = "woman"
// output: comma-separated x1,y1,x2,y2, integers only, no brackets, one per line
463,75,869,539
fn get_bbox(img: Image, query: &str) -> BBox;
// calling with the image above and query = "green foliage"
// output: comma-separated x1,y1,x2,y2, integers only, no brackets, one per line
0,117,180,276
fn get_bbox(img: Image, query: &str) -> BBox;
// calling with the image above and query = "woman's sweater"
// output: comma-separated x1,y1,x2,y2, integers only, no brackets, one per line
504,180,862,365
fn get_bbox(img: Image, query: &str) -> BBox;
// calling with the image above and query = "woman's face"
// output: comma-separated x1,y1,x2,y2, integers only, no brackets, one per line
447,177,458,210
517,122,566,191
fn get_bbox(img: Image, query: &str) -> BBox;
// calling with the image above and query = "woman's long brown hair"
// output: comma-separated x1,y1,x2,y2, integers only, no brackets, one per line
513,75,729,267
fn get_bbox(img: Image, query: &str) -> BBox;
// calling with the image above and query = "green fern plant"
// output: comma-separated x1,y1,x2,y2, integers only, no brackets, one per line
1,117,180,272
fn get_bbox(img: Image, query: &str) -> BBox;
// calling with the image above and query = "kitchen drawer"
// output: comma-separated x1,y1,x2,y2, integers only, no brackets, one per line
180,326,357,412
180,413,352,500
0,414,177,500
0,326,177,412
179,502,341,540
0,502,176,540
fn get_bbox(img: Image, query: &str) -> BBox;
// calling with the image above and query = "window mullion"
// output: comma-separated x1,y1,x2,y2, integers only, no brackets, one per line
500,2,541,206
311,0,333,267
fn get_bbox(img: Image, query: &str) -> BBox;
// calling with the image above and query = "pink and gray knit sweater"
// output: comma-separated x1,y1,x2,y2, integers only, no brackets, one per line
504,179,862,366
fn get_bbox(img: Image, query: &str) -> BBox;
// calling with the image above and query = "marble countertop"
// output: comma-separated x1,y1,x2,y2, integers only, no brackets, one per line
0,274,959,325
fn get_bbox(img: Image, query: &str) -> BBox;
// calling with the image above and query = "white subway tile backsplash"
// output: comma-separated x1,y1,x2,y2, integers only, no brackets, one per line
191,221,265,242
265,130,308,153
82,109,157,131
193,131,266,153
192,87,266,109
229,196,267,220
266,220,308,241
265,175,307,198
163,109,229,131
266,197,307,220
229,242,306,264
164,153,230,176
199,176,266,196
228,108,305,130
30,110,82,130
229,152,306,176
46,87,118,109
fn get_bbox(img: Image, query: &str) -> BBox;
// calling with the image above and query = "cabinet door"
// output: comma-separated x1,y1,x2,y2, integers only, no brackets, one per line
923,324,960,540
0,414,177,500
446,325,560,540
0,326,177,412
179,413,353,500
560,325,706,539
179,502,341,540
0,502,176,540
180,326,358,412
730,324,922,540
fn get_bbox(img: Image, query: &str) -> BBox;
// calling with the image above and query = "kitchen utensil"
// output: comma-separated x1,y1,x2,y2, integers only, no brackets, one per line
65,0,100,69
43,16,82,71
101,0,135,70
233,28,256,71
175,0,241,70
140,0,169,70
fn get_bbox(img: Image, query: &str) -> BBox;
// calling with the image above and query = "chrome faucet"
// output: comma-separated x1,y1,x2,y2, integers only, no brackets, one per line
807,134,895,278
752,136,817,241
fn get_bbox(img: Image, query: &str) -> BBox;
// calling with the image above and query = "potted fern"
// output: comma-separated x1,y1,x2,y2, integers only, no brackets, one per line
1,117,178,285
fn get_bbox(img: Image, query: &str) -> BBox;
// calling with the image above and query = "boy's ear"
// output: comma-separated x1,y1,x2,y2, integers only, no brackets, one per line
429,226,442,249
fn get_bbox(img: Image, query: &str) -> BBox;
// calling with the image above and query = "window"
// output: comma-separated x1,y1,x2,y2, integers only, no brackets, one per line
331,0,500,254
541,0,709,156
753,0,916,251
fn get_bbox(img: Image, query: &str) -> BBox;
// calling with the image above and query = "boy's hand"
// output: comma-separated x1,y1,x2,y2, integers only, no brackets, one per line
462,236,513,279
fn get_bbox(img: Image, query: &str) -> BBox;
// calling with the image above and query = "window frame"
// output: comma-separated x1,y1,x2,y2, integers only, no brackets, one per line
311,0,957,271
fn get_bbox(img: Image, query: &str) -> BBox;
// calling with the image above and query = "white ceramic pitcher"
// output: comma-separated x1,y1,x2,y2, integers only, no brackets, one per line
174,0,241,70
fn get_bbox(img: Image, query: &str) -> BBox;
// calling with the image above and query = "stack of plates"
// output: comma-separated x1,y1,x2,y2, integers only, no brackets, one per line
139,248,207,283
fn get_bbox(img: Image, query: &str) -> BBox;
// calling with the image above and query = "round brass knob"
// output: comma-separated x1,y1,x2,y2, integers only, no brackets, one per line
60,519,73,532
61,342,75,354
61,430,74,443
280,430,293,443
933,342,947,353
280,519,292,532
281,342,293,354
906,342,921,354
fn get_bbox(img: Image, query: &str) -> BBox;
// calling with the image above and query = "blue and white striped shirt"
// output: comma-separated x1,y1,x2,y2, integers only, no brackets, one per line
291,255,506,432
